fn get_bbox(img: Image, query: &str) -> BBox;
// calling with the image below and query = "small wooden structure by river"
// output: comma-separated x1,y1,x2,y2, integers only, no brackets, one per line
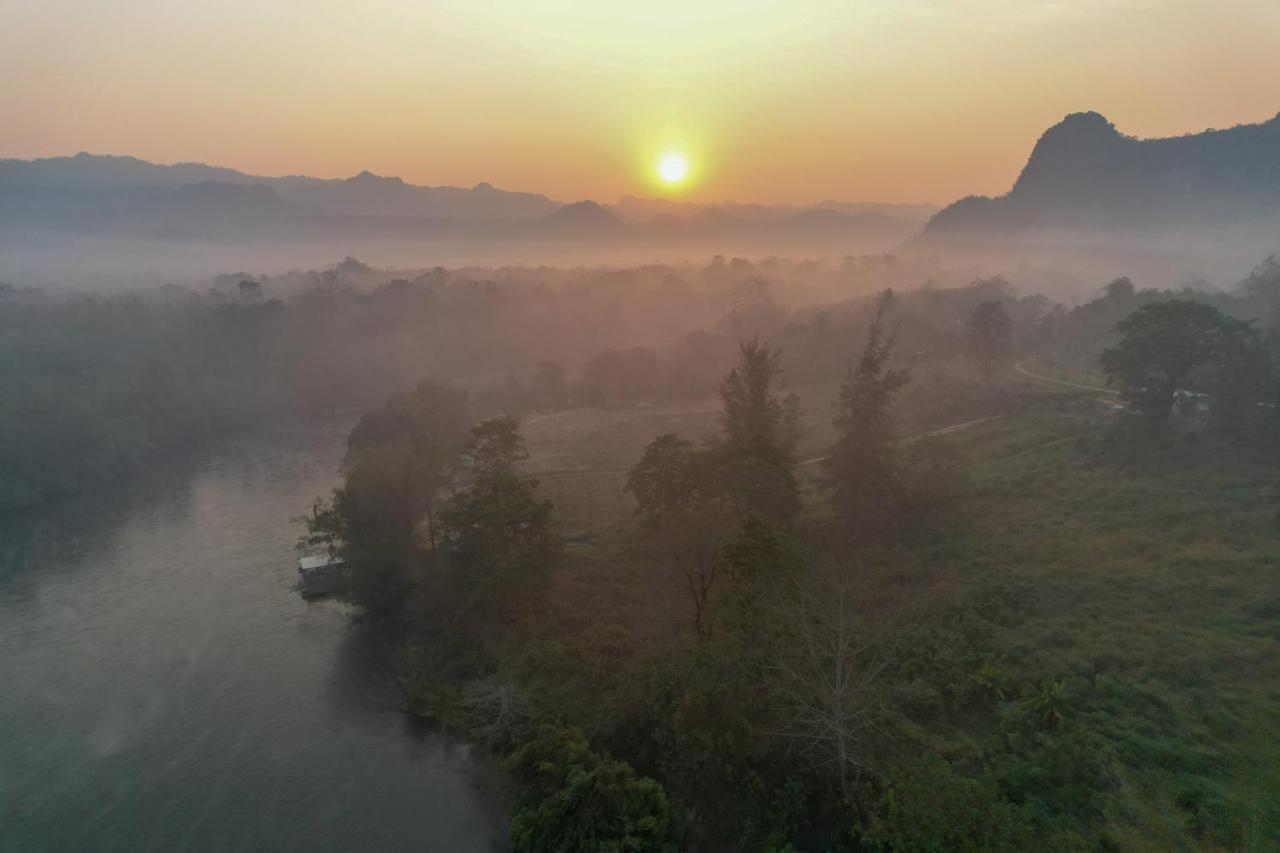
297,553,344,598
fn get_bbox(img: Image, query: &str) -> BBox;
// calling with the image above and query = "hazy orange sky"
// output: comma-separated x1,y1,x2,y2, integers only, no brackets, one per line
3,1,1279,205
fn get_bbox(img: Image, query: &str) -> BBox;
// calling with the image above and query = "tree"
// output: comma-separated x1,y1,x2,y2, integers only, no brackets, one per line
624,433,707,527
466,415,528,475
718,339,801,524
236,278,263,300
1103,276,1136,303
627,435,802,640
763,577,890,795
346,380,472,455
1238,255,1280,325
723,276,786,342
826,305,911,536
965,300,1013,386
718,514,802,587
652,501,738,640
719,339,800,465
1207,331,1275,444
1100,300,1255,431
438,417,559,624
713,515,804,644
308,443,424,617
1235,257,1280,446
715,453,802,527
344,381,473,549
306,382,473,615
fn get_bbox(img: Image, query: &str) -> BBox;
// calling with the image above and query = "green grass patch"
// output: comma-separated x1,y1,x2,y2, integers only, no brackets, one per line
913,411,1280,849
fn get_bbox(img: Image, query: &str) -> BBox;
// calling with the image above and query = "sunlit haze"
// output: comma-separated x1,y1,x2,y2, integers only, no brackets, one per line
4,0,1279,203
5,3,1280,850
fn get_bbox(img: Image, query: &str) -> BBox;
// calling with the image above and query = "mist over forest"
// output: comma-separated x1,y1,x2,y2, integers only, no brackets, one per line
5,12,1280,846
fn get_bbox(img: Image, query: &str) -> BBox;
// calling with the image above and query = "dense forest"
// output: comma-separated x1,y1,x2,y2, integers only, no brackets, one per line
301,256,1280,850
0,252,1046,513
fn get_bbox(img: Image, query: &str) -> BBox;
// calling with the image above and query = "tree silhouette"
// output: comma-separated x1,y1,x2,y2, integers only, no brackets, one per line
965,301,1013,386
827,303,910,535
1100,300,1255,430
717,339,801,524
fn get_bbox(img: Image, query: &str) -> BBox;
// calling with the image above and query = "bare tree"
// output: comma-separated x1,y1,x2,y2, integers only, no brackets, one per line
762,577,891,793
654,501,737,640
462,678,529,748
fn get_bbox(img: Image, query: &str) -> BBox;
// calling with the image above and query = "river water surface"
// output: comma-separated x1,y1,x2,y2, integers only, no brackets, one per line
0,419,504,851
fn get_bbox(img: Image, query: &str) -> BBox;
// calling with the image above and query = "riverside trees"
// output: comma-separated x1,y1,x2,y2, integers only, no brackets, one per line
437,416,560,625
307,388,558,633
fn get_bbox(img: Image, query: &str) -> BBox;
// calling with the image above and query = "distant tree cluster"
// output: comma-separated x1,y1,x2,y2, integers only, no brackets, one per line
0,284,289,511
0,256,1078,514
1101,294,1278,445
965,300,1014,385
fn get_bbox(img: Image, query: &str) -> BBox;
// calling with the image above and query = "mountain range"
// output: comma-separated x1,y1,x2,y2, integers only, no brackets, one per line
0,152,931,250
4,109,1279,286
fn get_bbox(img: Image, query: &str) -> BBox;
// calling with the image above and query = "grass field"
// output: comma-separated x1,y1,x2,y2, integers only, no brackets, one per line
921,412,1280,850
1018,352,1116,392
521,400,719,545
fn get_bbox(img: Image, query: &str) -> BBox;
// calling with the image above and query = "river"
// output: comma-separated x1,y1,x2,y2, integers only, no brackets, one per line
0,419,505,851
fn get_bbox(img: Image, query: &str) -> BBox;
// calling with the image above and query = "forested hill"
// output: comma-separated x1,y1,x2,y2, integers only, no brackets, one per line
921,110,1280,240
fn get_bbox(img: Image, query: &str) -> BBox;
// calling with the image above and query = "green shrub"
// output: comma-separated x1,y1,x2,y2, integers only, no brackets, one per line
510,725,676,853
862,754,1035,852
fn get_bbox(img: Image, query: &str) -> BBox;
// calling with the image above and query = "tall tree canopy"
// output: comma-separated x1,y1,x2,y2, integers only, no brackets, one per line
439,417,559,623
1100,300,1255,430
827,304,911,535
717,339,801,524
719,339,800,466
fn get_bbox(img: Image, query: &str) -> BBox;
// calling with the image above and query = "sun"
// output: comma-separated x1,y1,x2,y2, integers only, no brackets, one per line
658,153,689,184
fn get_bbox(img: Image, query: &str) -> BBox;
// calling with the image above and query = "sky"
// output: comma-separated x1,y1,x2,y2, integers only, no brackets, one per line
3,0,1279,205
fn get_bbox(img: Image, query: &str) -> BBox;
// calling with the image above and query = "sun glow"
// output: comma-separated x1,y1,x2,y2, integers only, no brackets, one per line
658,153,689,184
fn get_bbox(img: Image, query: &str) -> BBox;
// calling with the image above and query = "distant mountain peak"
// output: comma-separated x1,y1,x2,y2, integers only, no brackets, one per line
1046,111,1121,138
556,200,613,215
347,170,404,185
922,108,1280,241
543,199,621,230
